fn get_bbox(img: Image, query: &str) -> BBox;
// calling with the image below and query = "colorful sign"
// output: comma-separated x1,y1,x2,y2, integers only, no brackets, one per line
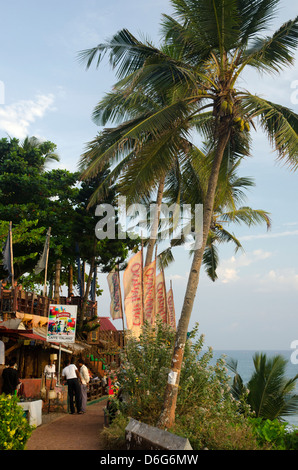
47,304,77,343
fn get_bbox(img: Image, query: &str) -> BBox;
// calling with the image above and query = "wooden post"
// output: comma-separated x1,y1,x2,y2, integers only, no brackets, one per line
68,264,73,296
54,259,61,302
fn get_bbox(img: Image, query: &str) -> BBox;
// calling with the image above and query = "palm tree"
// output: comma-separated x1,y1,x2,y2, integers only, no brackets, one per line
160,151,271,279
79,0,298,427
228,353,298,421
21,136,60,168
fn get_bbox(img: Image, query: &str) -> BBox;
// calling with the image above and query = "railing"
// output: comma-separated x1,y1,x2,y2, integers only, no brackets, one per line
0,289,97,319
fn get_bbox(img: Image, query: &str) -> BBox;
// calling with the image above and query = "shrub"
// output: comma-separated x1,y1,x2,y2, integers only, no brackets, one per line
108,321,264,450
249,417,298,450
0,394,34,450
100,414,129,450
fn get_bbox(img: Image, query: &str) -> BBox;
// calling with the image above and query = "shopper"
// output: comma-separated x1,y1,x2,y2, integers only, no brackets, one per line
78,359,90,413
61,357,82,414
2,358,20,395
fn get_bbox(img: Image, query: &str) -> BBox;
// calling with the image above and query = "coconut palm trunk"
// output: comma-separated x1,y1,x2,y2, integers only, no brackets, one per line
145,176,165,266
157,123,231,428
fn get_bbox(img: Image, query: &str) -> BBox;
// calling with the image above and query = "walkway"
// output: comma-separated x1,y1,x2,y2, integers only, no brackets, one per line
26,398,108,450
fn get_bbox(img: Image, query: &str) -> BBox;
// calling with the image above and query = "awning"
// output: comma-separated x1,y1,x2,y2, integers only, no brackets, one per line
18,331,47,342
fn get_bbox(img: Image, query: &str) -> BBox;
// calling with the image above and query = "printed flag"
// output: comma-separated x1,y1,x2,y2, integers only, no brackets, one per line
34,228,51,274
2,222,13,281
107,268,123,320
167,286,176,329
143,259,156,325
155,271,167,324
123,251,143,337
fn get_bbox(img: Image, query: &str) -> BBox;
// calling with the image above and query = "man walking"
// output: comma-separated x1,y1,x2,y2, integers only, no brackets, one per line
61,357,82,414
78,358,90,413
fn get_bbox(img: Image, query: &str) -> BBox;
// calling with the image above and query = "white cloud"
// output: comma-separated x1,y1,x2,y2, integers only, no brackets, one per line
256,268,298,293
239,229,298,242
217,249,272,284
0,94,55,139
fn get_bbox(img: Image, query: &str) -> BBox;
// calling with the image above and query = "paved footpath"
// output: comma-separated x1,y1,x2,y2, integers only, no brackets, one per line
26,399,108,450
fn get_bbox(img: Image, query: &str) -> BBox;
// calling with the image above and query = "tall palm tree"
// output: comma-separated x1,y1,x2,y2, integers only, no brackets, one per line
161,155,271,279
228,353,298,421
79,0,298,427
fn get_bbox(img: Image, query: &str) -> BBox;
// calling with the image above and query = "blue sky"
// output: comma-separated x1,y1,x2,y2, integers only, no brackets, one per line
0,0,298,351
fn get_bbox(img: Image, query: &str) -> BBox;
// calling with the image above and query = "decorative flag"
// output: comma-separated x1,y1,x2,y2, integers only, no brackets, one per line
34,228,51,274
90,266,97,302
107,268,123,320
123,251,143,337
75,243,83,296
167,284,176,329
155,271,167,324
2,222,13,281
143,259,156,325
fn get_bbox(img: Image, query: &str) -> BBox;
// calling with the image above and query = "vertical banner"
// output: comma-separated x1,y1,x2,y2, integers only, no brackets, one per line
123,251,143,337
143,259,156,325
2,221,14,284
107,269,123,320
155,271,167,324
167,284,176,329
47,304,77,343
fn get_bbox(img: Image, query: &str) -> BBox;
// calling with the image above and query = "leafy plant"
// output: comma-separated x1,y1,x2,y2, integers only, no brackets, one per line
228,353,298,421
247,417,298,450
0,394,34,450
107,321,262,450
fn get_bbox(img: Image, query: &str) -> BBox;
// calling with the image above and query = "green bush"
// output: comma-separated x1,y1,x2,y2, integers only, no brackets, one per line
0,394,34,450
100,414,129,450
109,321,264,450
249,417,298,450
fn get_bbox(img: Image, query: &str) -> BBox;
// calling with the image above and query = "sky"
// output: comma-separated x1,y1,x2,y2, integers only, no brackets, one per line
0,0,298,351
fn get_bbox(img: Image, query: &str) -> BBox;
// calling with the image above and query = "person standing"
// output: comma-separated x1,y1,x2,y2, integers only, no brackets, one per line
61,357,82,414
78,359,90,413
44,358,56,380
2,358,20,395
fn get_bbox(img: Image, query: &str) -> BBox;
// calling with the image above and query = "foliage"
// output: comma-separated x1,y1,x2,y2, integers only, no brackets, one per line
0,394,34,450
79,1,298,427
115,318,176,424
248,417,298,450
228,353,298,421
106,322,263,450
100,413,129,450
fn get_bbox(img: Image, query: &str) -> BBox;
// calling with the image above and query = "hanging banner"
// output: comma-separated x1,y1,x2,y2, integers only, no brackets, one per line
47,304,77,343
143,259,156,325
156,271,167,323
167,287,176,329
107,269,123,320
123,251,143,337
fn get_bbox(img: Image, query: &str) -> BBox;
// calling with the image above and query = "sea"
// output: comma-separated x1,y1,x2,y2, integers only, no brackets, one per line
207,349,298,428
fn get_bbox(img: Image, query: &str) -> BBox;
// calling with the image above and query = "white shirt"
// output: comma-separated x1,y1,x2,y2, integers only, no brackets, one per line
62,364,78,380
44,363,56,378
80,364,90,385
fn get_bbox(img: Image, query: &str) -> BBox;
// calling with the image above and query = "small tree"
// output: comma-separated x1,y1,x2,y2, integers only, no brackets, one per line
228,353,298,421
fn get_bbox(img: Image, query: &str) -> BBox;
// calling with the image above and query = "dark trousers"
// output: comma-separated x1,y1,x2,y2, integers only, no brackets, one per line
67,378,82,413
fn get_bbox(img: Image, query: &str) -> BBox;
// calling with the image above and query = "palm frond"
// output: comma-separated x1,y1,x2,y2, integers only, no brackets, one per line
243,94,298,169
244,16,298,73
